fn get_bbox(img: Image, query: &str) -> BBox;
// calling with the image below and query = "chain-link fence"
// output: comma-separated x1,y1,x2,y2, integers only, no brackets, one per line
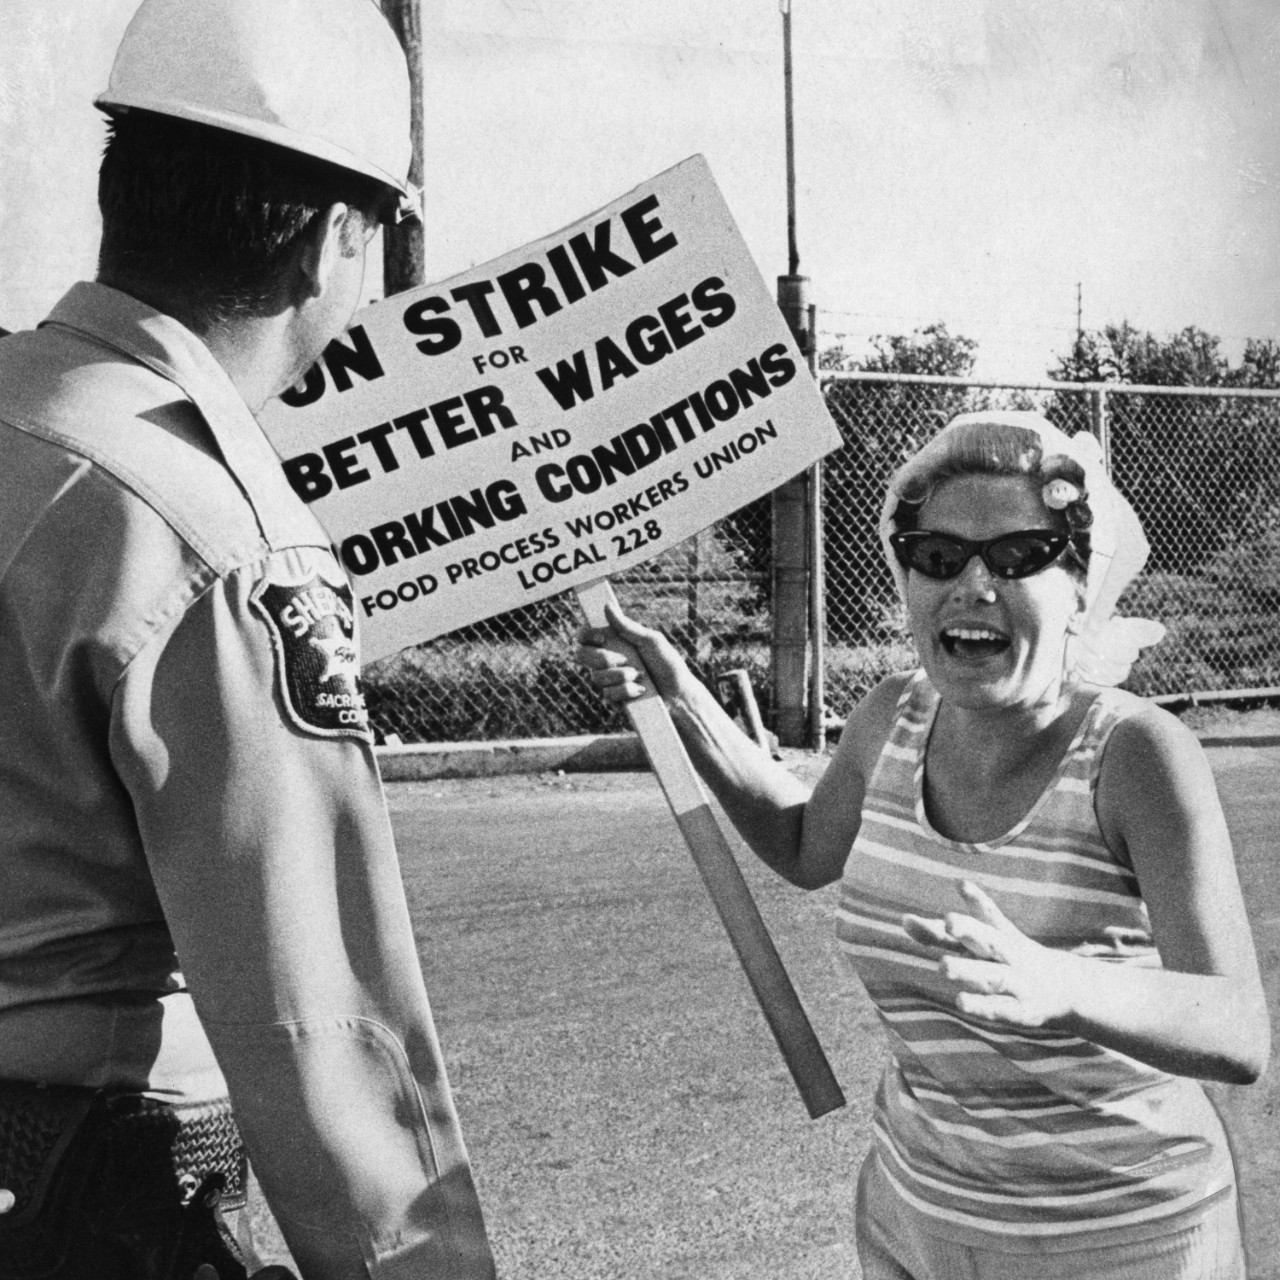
363,372,1280,744
1105,383,1280,698
820,372,1280,720
362,496,774,744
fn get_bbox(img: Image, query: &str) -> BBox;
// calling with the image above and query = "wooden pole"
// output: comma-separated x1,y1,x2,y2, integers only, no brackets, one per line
381,0,426,295
577,579,845,1120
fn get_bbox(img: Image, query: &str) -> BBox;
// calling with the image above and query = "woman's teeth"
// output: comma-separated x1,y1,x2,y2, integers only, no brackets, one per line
941,627,1010,656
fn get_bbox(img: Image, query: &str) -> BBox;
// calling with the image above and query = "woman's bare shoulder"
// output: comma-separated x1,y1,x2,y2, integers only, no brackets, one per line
1096,694,1221,840
834,670,916,777
799,672,916,886
1100,695,1205,777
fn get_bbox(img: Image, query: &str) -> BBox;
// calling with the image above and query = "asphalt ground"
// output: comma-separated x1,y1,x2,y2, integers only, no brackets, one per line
390,742,1279,1280
251,741,1280,1277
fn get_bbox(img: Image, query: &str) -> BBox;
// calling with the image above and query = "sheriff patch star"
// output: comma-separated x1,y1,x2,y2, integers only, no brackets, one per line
251,569,372,742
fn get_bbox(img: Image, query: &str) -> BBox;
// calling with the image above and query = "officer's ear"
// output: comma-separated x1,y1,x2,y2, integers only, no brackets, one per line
294,203,354,301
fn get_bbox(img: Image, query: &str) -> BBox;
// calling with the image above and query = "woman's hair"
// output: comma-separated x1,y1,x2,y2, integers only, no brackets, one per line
97,110,387,323
890,420,1092,577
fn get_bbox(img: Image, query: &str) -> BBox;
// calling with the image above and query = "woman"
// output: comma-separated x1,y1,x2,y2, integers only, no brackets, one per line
576,411,1270,1279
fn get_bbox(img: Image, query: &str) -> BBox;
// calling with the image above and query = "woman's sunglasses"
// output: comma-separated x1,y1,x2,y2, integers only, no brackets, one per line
889,529,1070,581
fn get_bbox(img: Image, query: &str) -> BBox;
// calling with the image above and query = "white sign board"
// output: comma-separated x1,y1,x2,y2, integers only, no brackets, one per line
259,155,842,662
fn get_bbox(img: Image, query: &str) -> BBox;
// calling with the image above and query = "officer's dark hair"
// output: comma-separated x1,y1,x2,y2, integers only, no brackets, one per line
97,110,387,323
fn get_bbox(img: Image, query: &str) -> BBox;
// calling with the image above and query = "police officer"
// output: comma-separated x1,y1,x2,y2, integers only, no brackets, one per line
0,1,495,1276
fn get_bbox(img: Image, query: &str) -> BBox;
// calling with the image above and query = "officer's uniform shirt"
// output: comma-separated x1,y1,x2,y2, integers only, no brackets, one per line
0,283,494,1279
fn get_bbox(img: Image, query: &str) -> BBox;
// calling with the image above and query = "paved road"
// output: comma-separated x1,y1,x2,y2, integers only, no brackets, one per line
382,744,1280,1280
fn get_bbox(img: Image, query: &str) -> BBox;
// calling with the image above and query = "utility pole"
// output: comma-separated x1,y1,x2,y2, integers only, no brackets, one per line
1075,281,1084,374
380,0,426,295
772,0,815,748
782,2,801,283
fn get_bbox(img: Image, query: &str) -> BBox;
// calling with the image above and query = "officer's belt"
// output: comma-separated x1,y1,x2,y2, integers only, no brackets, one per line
0,1079,248,1275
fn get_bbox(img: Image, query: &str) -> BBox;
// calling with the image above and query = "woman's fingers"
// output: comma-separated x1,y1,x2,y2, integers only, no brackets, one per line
575,602,686,698
575,616,652,704
599,665,645,692
603,683,648,705
941,957,1052,1027
596,665,645,686
903,913,982,955
903,881,1029,967
958,879,1013,929
894,885,1073,1028
903,910,1006,961
576,603,660,655
955,992,1033,1024
603,598,661,648
942,911,1008,962
941,955,1011,993
902,913,952,948
586,663,648,703
574,639,635,671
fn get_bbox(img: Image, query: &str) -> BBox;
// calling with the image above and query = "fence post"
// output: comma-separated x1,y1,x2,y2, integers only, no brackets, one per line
806,303,826,752
773,275,813,747
771,474,809,747
686,529,701,642
1091,385,1111,475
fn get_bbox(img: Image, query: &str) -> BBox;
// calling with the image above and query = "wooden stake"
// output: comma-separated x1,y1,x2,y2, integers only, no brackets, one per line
576,579,845,1119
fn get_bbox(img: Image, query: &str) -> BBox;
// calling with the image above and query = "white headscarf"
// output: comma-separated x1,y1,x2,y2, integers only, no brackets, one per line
878,410,1165,686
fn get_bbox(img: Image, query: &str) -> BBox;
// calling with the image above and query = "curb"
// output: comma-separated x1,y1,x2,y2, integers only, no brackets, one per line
376,733,646,780
1197,733,1280,750
375,726,1280,780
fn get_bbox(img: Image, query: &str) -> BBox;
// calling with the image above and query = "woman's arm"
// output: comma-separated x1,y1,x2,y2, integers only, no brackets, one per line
1085,708,1271,1081
576,603,902,889
904,708,1271,1084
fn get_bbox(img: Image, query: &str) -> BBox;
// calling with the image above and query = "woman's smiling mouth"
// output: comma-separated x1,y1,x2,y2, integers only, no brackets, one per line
940,626,1011,659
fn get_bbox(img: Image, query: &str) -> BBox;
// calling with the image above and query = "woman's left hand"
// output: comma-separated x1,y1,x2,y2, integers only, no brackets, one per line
902,881,1083,1029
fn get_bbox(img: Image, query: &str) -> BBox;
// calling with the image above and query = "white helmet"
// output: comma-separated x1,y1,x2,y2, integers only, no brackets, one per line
97,0,420,223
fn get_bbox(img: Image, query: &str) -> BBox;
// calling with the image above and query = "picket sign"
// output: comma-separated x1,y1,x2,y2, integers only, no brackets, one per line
575,579,845,1118
259,156,845,1114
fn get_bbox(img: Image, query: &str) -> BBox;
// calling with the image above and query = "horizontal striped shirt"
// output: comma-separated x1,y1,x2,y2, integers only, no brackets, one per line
838,671,1233,1250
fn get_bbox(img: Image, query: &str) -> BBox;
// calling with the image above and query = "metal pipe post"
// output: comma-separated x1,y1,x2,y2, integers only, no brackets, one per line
773,277,812,748
1092,386,1111,475
782,0,799,278
771,1,813,748
806,306,826,752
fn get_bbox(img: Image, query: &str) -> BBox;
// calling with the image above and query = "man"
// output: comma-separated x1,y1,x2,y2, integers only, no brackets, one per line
0,1,495,1276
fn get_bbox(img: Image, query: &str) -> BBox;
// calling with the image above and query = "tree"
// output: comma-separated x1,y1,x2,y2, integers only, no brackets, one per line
818,343,852,371
1047,322,1279,389
1045,323,1280,578
1230,338,1280,390
822,322,977,378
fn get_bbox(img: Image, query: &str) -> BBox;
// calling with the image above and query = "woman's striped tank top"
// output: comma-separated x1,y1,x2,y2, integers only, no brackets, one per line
837,671,1234,1251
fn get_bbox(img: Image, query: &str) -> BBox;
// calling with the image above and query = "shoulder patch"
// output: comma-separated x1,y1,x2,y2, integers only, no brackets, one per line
250,566,373,743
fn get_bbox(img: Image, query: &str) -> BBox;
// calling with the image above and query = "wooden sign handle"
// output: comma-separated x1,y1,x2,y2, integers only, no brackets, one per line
576,579,845,1120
